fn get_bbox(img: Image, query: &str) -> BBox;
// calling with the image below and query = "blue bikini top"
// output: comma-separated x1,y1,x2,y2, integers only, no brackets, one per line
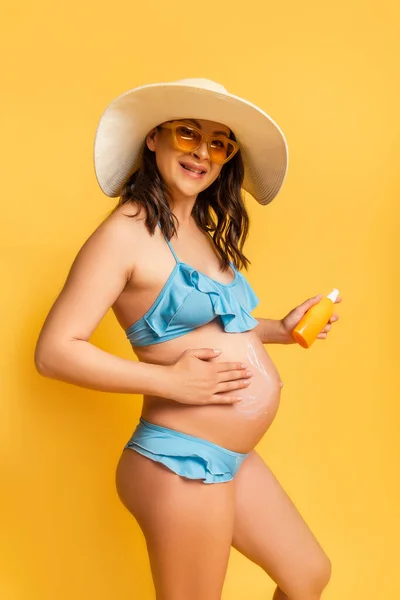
125,223,260,347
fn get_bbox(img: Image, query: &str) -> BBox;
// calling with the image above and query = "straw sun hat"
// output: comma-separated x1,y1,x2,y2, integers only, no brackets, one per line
93,78,288,206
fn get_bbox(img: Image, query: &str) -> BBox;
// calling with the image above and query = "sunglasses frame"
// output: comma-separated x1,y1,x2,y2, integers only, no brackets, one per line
160,121,240,165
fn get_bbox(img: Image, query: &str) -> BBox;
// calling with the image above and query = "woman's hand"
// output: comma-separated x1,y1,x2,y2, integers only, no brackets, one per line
279,293,342,344
163,348,252,405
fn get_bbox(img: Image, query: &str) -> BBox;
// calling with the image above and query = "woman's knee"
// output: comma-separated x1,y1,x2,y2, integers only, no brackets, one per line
286,553,332,600
309,552,331,595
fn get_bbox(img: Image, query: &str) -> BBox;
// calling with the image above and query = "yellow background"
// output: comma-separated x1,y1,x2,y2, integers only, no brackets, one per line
1,1,399,598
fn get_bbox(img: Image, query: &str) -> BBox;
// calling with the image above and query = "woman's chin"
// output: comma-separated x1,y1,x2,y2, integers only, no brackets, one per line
173,176,213,199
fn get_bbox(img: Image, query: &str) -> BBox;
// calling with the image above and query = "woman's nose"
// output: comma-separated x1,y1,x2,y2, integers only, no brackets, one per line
192,141,210,161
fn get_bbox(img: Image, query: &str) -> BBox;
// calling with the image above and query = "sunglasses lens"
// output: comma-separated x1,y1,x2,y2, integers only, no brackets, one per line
175,125,202,151
209,139,236,163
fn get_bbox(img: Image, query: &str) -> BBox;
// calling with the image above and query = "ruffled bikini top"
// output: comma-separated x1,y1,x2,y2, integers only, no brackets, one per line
125,223,260,347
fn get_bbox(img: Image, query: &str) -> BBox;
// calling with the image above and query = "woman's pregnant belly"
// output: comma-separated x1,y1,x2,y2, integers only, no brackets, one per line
133,320,283,454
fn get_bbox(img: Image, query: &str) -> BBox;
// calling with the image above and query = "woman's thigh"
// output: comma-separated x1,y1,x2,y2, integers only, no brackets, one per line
116,448,235,600
232,450,331,599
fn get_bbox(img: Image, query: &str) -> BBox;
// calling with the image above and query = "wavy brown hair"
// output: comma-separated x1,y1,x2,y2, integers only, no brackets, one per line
113,128,251,271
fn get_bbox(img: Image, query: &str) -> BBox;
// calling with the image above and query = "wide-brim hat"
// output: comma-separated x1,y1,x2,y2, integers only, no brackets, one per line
93,78,288,205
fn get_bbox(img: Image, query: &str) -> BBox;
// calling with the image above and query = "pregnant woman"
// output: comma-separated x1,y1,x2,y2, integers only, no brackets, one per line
35,78,340,600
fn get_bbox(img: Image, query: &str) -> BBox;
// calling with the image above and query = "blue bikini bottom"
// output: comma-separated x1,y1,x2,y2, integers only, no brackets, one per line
124,417,249,484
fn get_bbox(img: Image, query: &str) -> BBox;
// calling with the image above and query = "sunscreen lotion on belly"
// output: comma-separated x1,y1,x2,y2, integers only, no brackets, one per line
292,288,340,348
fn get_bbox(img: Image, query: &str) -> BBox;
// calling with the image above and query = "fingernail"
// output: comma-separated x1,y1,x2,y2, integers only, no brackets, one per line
213,348,222,353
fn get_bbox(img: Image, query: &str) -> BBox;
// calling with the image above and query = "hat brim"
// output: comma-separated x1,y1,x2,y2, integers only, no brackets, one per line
93,82,288,205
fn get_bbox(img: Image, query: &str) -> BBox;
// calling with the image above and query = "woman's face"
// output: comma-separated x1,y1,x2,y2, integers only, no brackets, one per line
146,118,231,199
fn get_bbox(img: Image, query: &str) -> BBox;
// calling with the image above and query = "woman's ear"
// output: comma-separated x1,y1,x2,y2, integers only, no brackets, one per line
146,128,157,151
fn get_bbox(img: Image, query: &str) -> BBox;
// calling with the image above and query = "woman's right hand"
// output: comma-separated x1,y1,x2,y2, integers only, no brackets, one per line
164,348,253,405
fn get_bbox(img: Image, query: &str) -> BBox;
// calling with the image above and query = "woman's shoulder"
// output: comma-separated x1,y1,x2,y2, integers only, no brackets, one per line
111,199,146,221
68,202,149,273
93,200,150,245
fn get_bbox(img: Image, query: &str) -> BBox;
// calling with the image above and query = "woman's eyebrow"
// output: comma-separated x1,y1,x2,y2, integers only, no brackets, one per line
183,118,229,137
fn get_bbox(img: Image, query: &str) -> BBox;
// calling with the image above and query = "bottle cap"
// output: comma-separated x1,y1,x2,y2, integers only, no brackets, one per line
326,288,340,302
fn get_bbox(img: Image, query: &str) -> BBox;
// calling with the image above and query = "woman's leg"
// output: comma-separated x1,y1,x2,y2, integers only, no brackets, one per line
116,448,235,600
232,450,331,600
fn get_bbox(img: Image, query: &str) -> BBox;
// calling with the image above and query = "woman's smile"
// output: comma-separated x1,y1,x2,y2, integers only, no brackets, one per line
179,159,208,179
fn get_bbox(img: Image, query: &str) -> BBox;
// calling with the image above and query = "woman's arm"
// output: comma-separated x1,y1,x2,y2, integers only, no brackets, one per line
34,215,169,397
254,318,290,344
254,294,342,345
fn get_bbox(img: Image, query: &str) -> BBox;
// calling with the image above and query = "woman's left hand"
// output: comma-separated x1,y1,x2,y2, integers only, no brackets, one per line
279,293,342,344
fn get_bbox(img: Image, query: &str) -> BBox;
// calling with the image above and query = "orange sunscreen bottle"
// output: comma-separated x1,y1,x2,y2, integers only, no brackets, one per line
292,288,340,348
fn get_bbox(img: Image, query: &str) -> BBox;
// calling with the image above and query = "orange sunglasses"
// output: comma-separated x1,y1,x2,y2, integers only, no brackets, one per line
160,121,240,164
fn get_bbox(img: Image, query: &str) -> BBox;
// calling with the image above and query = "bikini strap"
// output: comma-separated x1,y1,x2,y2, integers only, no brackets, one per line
157,221,180,264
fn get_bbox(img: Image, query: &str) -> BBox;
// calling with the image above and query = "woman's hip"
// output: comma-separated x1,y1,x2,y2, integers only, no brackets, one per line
122,417,250,485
